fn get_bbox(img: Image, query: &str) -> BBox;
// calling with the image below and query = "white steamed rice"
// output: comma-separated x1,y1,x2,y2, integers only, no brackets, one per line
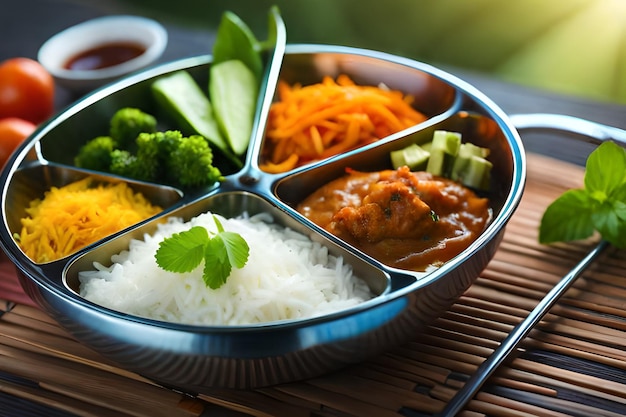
78,211,373,325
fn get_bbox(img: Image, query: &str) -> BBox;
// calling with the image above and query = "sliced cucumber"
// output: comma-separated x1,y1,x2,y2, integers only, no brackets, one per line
209,60,259,157
212,11,263,82
151,71,240,166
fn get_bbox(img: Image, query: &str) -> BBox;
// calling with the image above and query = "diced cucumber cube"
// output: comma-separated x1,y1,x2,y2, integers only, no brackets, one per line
459,142,490,159
420,141,432,153
456,155,492,190
452,142,491,181
426,130,461,176
390,143,430,170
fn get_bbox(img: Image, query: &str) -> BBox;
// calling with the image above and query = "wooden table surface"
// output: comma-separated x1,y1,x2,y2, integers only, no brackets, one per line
2,1,626,416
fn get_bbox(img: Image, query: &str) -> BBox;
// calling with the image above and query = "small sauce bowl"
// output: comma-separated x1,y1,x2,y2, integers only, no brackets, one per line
38,15,168,93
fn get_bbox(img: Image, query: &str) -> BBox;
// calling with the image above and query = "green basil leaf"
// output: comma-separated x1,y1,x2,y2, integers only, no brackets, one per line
585,141,626,196
611,181,626,206
615,199,626,221
592,200,626,249
539,189,595,244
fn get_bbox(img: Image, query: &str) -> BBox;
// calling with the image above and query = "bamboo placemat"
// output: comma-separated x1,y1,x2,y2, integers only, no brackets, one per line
1,152,625,417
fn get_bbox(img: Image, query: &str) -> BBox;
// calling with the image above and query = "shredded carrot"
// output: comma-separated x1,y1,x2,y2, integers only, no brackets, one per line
262,153,299,174
260,74,427,173
17,177,162,263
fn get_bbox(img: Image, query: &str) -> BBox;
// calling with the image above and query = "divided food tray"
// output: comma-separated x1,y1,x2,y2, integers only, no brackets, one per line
0,45,525,391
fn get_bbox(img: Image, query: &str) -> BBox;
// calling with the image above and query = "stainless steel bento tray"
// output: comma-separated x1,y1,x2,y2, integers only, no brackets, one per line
0,44,526,391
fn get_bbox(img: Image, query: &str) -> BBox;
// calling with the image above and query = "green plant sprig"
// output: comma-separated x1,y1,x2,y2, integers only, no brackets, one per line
539,141,626,248
155,215,250,289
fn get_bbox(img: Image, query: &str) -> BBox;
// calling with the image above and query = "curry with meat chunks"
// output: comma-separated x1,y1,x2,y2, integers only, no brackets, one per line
297,166,492,271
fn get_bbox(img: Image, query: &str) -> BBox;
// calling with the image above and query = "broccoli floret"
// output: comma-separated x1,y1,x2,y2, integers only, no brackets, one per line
135,132,163,178
74,136,117,171
109,107,157,150
79,125,222,187
109,149,138,178
109,146,157,182
134,130,184,181
167,134,223,187
153,130,184,156
108,130,222,187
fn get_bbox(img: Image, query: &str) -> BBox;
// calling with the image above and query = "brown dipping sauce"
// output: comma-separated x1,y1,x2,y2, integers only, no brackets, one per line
297,166,492,271
64,42,146,71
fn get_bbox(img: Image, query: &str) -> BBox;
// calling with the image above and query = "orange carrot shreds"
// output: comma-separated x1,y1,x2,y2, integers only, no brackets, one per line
17,177,162,263
260,74,428,173
261,153,299,174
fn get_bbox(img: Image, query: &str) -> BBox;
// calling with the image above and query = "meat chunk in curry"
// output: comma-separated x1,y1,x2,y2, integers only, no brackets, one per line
297,166,491,271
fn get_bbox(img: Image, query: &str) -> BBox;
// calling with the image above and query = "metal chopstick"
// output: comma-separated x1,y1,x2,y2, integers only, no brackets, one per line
437,239,610,417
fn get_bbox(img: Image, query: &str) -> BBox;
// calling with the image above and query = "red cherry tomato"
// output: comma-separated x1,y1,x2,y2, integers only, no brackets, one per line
0,117,36,168
0,57,54,124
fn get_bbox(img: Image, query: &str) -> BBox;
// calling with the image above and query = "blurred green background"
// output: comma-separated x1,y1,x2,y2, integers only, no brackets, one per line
109,0,626,105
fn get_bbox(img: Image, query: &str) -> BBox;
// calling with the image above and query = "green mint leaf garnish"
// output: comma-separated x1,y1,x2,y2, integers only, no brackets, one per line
539,141,626,249
154,215,250,289
219,231,250,269
155,226,208,273
213,215,226,233
203,236,232,289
